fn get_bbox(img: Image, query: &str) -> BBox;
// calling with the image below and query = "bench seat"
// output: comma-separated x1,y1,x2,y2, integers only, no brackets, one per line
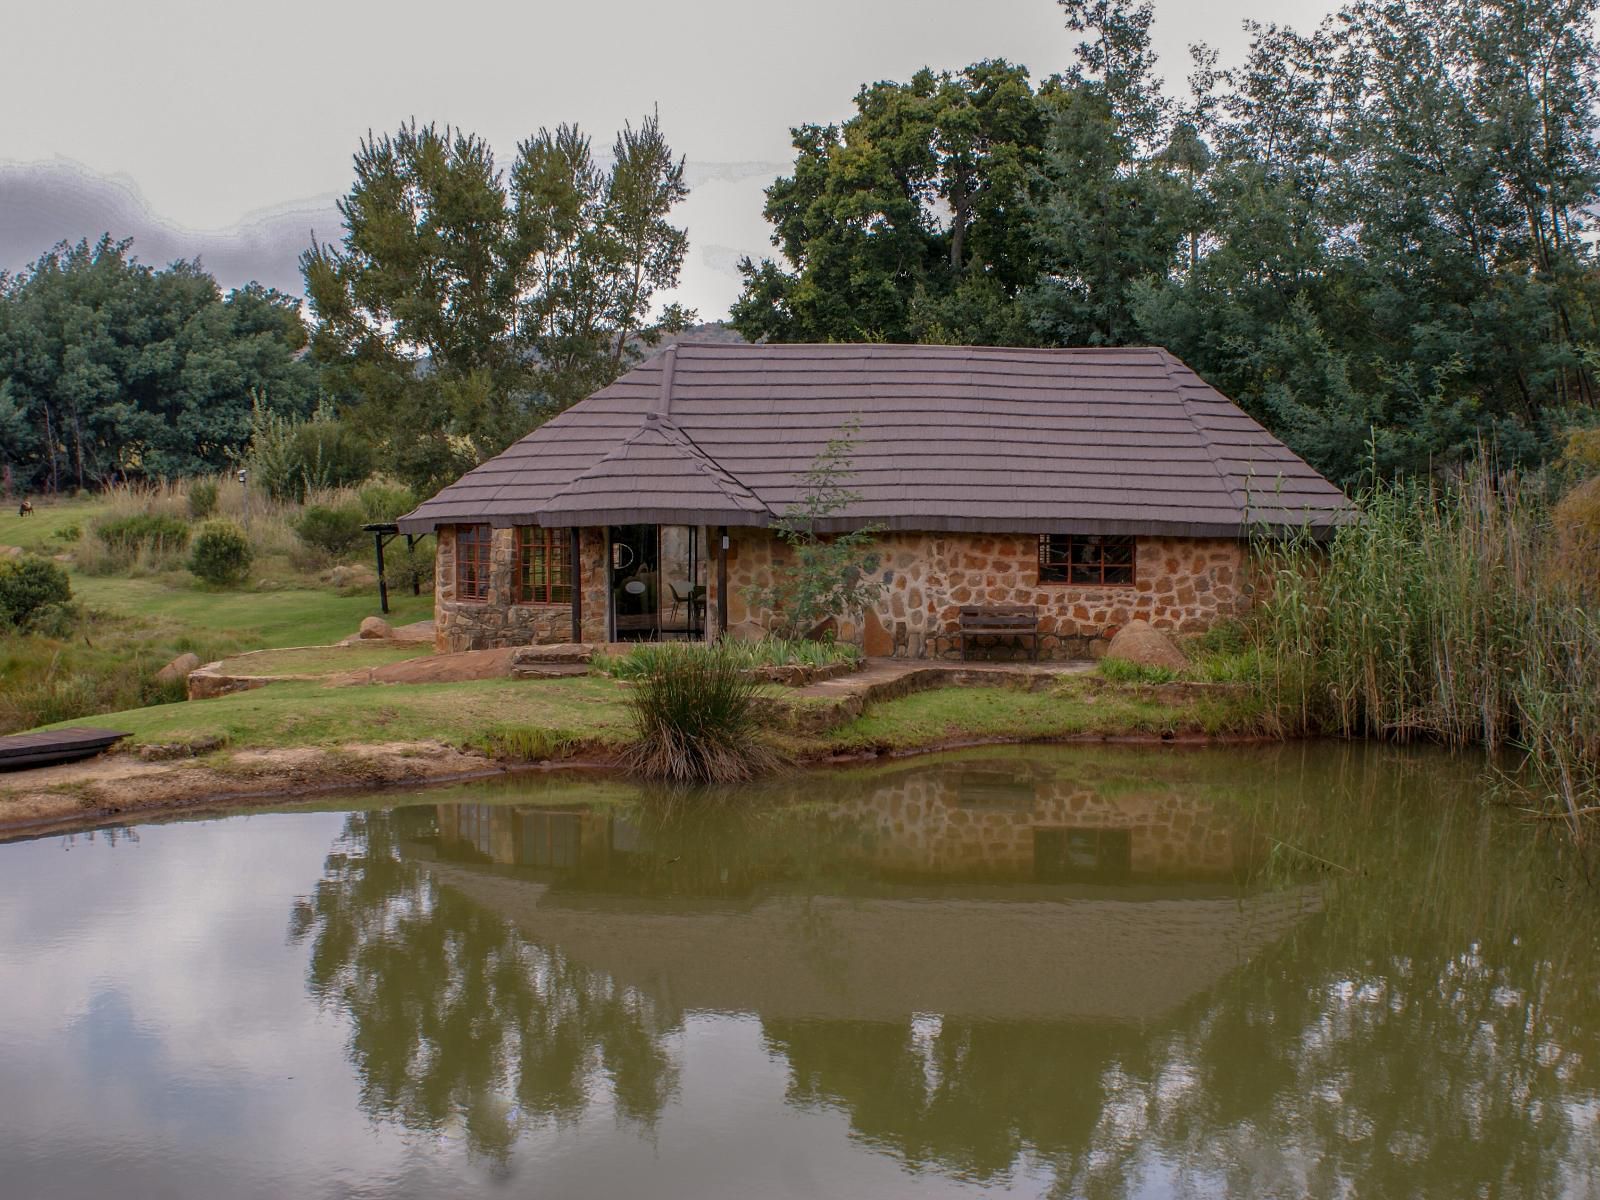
957,605,1040,662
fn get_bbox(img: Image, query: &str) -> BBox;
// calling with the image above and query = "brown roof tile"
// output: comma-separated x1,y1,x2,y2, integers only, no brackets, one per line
399,344,1353,537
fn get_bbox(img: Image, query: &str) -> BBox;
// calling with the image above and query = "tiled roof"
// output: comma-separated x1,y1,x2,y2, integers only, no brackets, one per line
398,343,1353,537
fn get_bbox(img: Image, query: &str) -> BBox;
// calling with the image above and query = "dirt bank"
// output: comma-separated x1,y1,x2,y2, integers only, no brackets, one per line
0,727,1277,843
0,741,518,841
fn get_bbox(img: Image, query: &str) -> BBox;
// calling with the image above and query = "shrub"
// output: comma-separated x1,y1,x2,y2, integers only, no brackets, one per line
245,391,376,503
187,479,219,520
358,482,418,524
294,504,367,558
93,513,191,555
188,520,254,586
621,644,783,784
51,522,81,543
0,558,73,630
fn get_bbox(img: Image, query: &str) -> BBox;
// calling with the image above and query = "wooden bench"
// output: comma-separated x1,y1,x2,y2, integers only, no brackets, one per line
958,604,1040,662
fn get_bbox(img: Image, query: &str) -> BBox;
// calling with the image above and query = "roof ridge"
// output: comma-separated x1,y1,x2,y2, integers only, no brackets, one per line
1158,349,1250,523
652,416,769,511
541,414,770,516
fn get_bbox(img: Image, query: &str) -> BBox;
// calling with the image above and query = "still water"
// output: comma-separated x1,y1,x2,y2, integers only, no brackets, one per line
1,744,1597,1199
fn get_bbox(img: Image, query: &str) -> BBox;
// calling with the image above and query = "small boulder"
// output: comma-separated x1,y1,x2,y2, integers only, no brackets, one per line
727,619,765,642
1104,619,1189,671
154,652,202,684
358,616,393,640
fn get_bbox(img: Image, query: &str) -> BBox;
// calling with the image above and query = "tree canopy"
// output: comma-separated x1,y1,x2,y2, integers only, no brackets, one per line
732,0,1600,484
302,113,694,491
0,236,318,493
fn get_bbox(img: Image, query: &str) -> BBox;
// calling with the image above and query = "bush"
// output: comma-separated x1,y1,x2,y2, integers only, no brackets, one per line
358,483,418,524
188,520,254,586
93,513,191,555
294,504,367,558
0,558,73,630
621,644,783,784
187,479,219,520
51,522,81,543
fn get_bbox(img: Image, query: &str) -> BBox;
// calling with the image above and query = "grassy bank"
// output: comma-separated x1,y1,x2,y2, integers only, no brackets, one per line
0,485,428,734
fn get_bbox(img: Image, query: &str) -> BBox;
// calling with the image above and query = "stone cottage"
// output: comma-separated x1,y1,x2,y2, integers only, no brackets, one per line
395,343,1352,656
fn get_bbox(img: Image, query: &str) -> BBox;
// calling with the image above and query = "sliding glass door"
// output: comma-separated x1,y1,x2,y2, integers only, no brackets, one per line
607,525,704,641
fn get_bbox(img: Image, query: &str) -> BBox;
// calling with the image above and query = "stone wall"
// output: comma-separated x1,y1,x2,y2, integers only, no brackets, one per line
435,526,608,652
433,524,1249,657
719,529,1248,659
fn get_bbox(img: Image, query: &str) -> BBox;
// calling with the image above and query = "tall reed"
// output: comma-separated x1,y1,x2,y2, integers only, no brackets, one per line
1250,460,1600,838
620,643,783,785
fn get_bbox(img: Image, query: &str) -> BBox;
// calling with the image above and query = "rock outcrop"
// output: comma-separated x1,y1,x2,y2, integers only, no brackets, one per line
154,652,202,684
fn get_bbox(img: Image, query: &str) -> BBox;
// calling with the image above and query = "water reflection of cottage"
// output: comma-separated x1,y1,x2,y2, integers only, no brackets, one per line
418,760,1316,1024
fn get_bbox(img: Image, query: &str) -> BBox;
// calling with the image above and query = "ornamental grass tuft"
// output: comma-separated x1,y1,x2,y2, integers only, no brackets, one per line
620,643,783,785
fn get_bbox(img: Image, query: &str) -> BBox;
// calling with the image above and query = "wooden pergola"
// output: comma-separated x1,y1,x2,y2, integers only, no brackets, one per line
362,523,433,615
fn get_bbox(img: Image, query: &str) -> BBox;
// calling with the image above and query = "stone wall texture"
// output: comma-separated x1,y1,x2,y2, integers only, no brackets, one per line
435,525,1249,658
719,529,1248,659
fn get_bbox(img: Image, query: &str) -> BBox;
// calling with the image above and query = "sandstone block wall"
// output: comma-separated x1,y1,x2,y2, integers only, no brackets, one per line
433,525,1248,657
435,525,608,652
718,529,1248,659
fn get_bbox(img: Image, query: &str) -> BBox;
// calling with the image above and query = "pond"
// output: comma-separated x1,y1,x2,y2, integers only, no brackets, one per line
1,744,1597,1198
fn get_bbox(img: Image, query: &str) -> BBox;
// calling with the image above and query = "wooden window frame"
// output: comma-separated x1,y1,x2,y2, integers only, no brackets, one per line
1038,534,1136,586
515,526,572,606
454,524,493,603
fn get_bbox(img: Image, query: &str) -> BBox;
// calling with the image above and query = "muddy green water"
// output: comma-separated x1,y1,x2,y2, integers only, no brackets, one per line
1,744,1597,1199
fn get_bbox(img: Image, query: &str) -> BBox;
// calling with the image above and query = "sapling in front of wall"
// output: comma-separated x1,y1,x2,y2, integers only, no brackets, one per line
743,418,885,640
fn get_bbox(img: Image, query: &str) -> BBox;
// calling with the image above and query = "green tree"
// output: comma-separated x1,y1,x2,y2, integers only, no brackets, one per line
730,61,1050,345
302,114,693,491
0,237,319,492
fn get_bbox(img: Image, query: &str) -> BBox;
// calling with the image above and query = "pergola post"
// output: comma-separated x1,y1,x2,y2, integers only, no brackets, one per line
373,530,389,615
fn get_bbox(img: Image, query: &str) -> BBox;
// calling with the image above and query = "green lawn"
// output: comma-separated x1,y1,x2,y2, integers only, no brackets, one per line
70,575,432,648
43,675,634,753
0,495,109,552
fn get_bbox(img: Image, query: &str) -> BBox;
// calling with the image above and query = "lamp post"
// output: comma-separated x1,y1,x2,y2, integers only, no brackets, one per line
237,468,249,527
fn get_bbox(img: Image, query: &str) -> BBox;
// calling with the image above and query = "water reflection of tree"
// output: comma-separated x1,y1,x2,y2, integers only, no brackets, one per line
287,808,679,1160
759,747,1600,1199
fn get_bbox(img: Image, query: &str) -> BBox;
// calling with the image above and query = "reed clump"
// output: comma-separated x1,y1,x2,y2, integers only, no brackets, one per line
1249,456,1600,837
620,643,783,785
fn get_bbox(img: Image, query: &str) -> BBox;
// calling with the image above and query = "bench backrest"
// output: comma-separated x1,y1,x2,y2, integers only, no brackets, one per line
959,604,1039,628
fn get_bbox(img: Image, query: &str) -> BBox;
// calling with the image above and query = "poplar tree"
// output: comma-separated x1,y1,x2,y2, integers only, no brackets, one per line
302,113,693,490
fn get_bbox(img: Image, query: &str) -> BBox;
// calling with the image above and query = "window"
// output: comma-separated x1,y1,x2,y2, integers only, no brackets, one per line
1038,534,1135,585
516,526,572,604
455,524,492,601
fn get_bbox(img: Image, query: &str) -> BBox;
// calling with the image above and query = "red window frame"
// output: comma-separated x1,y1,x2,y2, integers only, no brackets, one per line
516,526,572,605
454,524,493,602
1038,534,1136,586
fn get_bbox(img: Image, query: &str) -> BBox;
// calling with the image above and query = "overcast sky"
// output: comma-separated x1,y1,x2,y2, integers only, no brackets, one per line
2,0,1336,320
